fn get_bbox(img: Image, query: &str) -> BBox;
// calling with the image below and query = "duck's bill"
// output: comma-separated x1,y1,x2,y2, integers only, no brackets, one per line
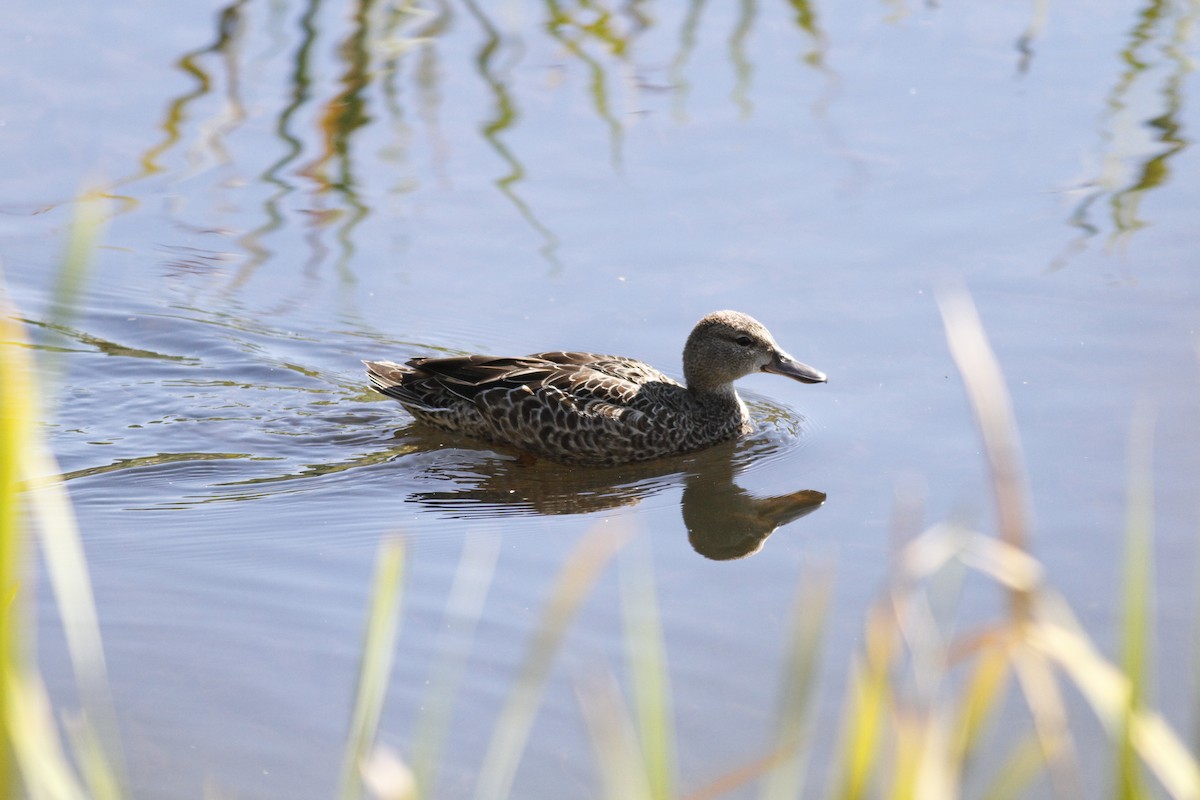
763,352,827,384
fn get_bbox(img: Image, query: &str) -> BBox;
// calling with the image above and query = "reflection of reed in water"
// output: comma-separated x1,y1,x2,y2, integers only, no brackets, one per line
399,424,824,561
1053,0,1197,271
101,0,838,282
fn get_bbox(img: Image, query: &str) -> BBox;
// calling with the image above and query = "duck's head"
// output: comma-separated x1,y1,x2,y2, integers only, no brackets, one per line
682,310,826,394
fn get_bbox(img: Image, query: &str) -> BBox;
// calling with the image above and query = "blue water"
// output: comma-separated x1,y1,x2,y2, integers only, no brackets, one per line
5,1,1200,797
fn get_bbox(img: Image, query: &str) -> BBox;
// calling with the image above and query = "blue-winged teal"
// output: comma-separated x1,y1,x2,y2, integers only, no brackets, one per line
364,310,826,466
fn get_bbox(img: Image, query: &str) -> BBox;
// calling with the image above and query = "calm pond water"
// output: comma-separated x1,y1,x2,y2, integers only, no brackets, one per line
4,0,1200,797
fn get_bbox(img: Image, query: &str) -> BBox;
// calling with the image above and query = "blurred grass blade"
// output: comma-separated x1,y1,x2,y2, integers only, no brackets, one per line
340,538,406,800
6,671,89,800
473,523,634,800
577,670,653,800
65,719,124,800
1116,404,1155,798
1,303,34,798
620,545,676,800
51,191,106,328
833,655,886,800
411,535,500,797
937,286,1033,620
1010,642,1081,798
759,570,831,800
831,604,896,800
1033,619,1200,799
44,190,107,402
3,295,127,798
360,746,416,800
951,641,1010,767
979,734,1045,800
24,445,128,799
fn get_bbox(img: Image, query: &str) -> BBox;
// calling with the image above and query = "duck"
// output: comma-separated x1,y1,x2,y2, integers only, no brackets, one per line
364,310,826,466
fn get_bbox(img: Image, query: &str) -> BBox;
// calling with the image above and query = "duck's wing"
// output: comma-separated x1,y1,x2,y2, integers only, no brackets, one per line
365,355,555,410
370,353,679,407
529,352,679,393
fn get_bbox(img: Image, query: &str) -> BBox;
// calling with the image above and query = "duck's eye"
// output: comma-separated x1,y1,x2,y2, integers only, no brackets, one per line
735,335,753,347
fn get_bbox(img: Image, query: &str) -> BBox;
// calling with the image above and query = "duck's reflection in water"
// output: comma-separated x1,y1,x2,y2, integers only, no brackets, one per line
395,426,825,561
680,452,825,560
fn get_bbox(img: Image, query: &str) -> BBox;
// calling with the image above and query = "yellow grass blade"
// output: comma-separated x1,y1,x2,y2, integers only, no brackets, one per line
1115,404,1156,799
340,538,406,800
1,300,34,798
951,641,1011,766
758,571,832,800
620,546,676,800
832,605,897,800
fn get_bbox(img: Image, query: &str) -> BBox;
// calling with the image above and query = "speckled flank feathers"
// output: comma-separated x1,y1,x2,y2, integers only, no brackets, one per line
365,310,826,466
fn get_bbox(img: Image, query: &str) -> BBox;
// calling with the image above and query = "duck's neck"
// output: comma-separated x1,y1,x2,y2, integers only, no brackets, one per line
688,383,749,423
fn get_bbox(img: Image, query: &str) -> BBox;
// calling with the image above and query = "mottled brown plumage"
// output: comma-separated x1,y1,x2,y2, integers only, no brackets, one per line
364,310,826,466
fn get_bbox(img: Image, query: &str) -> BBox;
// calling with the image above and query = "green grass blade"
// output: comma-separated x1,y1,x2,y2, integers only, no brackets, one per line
339,538,406,800
0,303,33,798
473,523,634,800
410,535,500,798
620,545,676,800
830,606,895,800
759,570,831,800
1115,404,1155,800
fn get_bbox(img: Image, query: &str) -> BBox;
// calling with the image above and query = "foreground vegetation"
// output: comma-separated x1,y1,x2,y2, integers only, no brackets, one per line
1,218,1196,797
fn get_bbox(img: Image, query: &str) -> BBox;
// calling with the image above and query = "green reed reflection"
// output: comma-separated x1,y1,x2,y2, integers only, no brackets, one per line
236,0,322,288
463,0,563,269
109,0,857,283
544,0,630,164
103,0,1196,284
1054,0,1197,270
729,0,757,117
139,0,250,182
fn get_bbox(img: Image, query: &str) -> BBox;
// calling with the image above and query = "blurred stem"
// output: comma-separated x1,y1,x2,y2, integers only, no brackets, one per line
43,192,106,394
938,287,1033,621
473,524,633,800
1116,402,1156,798
340,538,406,800
0,303,33,798
620,546,676,800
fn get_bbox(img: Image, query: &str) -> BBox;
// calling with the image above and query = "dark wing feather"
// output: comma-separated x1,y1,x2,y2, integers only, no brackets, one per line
529,352,679,388
403,355,558,400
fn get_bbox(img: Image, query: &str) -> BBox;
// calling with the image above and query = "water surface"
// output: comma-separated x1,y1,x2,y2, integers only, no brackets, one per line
5,1,1200,797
